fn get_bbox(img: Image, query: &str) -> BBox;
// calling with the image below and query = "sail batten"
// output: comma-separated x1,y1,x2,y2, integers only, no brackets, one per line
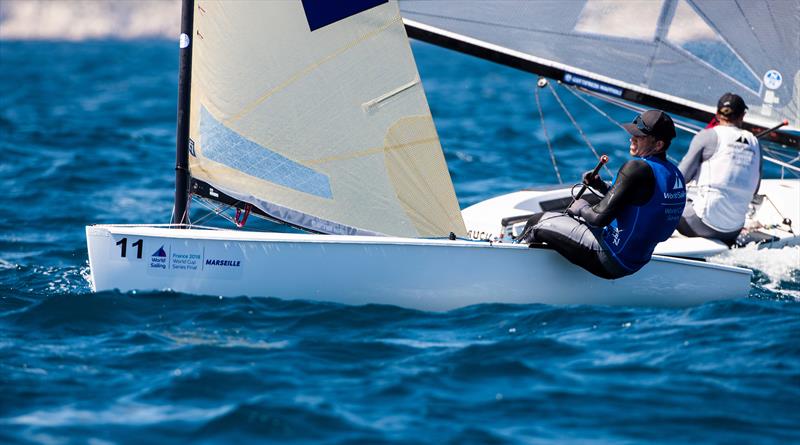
400,0,799,147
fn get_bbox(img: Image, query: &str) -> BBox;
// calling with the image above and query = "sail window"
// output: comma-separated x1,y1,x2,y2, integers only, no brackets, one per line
574,0,663,41
199,107,333,199
666,0,760,93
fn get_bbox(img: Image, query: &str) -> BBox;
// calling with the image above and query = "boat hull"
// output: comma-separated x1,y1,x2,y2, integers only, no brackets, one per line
86,225,751,311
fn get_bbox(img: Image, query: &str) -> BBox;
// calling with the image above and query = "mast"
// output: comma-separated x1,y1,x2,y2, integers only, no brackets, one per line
172,0,194,225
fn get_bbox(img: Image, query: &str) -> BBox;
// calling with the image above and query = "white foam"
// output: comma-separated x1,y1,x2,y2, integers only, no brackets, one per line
709,244,800,297
0,0,180,41
161,332,290,350
4,403,231,427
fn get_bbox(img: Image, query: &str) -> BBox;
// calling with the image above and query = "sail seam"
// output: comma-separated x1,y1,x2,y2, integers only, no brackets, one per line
660,40,760,96
304,136,440,165
680,0,761,94
224,14,402,126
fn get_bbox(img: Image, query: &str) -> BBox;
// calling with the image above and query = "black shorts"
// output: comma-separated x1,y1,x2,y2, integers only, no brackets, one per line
523,212,632,279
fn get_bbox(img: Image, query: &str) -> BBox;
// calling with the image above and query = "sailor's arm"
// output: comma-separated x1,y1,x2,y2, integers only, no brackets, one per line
679,130,716,183
570,160,654,227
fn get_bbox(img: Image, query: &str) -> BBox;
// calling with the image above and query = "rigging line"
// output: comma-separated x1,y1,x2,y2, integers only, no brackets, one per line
191,197,226,225
572,88,798,172
763,155,800,175
534,83,563,184
682,0,762,88
569,92,795,174
761,194,795,234
564,85,626,131
573,87,704,135
546,82,612,177
565,86,688,164
191,195,238,226
179,201,191,227
762,146,800,163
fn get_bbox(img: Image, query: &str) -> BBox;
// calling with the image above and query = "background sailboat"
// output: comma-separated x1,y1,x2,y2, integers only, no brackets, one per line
400,0,799,142
396,0,799,255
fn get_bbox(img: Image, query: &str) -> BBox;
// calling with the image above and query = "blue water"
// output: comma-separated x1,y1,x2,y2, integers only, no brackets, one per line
1,40,799,444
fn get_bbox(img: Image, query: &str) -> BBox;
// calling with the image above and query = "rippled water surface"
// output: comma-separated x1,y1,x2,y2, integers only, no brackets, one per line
1,40,799,444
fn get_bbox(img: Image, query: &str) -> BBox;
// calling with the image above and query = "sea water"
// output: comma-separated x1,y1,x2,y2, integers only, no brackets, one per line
1,38,799,444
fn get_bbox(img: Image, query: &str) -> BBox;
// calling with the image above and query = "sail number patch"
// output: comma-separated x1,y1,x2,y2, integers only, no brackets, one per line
302,0,387,31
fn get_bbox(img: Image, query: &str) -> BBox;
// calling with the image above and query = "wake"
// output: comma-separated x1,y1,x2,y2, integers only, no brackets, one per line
710,244,800,299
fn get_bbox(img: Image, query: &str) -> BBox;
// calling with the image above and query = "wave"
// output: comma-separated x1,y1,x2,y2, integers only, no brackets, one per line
0,0,180,41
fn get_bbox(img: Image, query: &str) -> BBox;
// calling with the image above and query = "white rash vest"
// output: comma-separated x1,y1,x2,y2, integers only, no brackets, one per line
678,125,761,232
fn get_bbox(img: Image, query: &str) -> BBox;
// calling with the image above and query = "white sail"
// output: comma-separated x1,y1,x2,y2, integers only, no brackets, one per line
187,0,466,237
400,0,800,137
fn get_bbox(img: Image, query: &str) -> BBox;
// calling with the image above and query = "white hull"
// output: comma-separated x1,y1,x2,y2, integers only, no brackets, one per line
86,225,751,311
462,178,800,258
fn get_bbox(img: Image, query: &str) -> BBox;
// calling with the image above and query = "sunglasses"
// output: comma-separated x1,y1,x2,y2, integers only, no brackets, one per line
633,115,653,135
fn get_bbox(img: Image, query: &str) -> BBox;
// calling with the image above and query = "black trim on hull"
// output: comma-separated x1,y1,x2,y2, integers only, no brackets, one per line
404,22,798,148
190,179,323,234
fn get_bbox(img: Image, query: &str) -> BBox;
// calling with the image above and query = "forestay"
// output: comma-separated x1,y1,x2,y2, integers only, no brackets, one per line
187,0,466,237
400,0,799,141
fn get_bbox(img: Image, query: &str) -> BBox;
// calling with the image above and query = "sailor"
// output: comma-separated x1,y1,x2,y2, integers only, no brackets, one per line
677,93,761,246
519,110,686,279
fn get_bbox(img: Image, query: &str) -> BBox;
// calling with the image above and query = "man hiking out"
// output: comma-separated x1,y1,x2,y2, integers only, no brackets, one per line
520,110,686,279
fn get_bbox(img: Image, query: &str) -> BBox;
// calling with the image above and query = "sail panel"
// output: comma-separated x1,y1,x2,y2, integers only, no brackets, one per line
400,0,799,135
188,0,466,237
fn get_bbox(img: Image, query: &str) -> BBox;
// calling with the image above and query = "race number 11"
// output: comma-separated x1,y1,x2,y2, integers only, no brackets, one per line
116,237,143,259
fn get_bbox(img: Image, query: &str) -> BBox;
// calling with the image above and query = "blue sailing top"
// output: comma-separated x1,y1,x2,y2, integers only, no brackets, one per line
602,155,686,272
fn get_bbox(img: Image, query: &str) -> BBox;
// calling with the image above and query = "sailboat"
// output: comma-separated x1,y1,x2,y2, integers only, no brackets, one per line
397,0,800,258
85,0,758,311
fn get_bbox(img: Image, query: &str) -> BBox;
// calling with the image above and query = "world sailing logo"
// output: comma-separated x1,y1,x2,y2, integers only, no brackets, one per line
663,176,685,200
150,245,168,269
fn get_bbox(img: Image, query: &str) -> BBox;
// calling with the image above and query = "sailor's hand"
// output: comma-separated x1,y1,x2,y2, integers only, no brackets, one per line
567,198,590,217
582,170,604,189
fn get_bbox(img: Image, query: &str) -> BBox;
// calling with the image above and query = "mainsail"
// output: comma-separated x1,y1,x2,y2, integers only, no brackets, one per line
399,0,799,146
183,0,466,237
